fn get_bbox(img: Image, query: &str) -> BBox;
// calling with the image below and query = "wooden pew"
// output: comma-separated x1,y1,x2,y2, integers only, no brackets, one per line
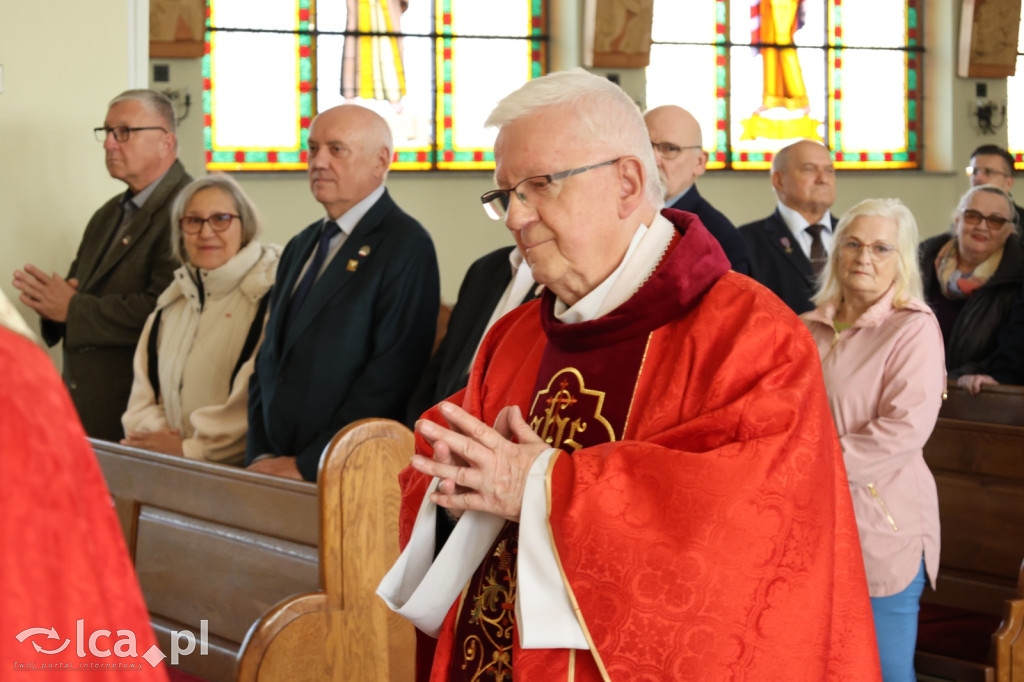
916,383,1024,681
92,439,320,682
235,418,415,681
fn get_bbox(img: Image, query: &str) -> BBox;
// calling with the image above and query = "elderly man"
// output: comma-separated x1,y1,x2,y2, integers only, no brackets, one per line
967,144,1024,222
378,70,879,680
246,104,439,481
12,89,190,440
644,104,749,273
738,139,837,313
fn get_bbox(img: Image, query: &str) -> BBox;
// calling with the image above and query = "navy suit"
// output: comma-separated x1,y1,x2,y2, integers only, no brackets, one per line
247,190,440,481
405,246,535,426
739,209,837,315
669,186,749,275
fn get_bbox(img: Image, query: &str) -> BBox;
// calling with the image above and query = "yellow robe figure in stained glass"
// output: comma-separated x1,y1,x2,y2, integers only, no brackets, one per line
341,0,409,103
756,0,809,111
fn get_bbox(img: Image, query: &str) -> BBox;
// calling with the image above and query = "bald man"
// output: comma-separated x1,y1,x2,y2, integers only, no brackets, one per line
738,139,837,314
645,105,749,274
246,104,440,481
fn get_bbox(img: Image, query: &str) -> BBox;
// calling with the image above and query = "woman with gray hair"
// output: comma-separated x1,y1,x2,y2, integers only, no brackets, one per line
920,184,1024,381
121,173,280,464
801,198,945,681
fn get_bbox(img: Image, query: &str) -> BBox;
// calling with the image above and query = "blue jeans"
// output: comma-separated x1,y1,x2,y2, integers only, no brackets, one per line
870,558,927,682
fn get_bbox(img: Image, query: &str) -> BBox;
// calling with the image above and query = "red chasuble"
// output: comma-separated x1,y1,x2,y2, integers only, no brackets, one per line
401,210,881,681
0,328,169,681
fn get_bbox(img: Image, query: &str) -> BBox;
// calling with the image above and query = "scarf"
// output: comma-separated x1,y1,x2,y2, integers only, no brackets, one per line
934,237,1003,299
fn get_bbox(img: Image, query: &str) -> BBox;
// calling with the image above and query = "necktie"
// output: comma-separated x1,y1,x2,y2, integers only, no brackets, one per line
286,220,341,327
806,224,827,277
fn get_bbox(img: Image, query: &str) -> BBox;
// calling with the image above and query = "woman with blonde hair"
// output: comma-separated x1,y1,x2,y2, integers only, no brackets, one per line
801,197,945,681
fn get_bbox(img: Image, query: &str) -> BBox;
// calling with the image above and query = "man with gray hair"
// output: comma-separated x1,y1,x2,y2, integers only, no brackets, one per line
379,70,879,680
13,89,190,440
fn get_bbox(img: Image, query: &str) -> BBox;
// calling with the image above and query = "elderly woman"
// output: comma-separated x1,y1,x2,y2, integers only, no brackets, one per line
121,174,279,464
801,198,945,682
920,185,1024,380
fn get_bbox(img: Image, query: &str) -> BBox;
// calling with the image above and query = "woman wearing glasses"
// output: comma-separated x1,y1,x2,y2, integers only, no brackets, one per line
801,198,945,682
920,184,1024,380
121,174,280,464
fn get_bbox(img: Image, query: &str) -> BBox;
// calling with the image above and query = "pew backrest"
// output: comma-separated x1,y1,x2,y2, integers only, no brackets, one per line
92,441,319,682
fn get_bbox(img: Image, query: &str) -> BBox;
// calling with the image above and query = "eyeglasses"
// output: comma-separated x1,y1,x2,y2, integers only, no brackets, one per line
961,208,1013,228
179,213,240,234
650,142,702,160
480,158,621,221
965,165,1011,180
94,126,168,143
840,239,898,260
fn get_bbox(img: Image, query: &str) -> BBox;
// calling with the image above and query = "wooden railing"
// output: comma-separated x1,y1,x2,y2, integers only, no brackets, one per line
915,383,1024,682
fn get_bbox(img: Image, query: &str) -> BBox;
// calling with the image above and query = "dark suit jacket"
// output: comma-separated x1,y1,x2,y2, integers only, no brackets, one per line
42,160,191,440
405,246,533,426
247,189,440,481
670,186,749,275
739,208,837,315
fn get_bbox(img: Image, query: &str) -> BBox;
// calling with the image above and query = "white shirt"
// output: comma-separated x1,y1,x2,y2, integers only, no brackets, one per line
776,201,834,260
292,184,386,292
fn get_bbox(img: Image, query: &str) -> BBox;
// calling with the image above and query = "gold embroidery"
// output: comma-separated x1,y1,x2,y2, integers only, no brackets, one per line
528,368,616,451
455,529,517,681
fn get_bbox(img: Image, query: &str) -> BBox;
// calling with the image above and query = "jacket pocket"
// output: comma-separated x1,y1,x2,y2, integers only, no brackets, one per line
866,483,899,532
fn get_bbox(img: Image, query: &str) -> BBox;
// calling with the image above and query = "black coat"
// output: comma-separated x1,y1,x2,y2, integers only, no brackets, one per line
919,232,1024,377
669,186,749,275
738,209,837,314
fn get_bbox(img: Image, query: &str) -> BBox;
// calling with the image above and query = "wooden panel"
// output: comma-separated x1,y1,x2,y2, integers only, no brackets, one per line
940,384,1024,427
134,507,318,642
236,419,416,682
91,440,319,682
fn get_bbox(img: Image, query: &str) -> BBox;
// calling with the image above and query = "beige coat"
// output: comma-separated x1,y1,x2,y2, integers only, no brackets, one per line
122,240,279,464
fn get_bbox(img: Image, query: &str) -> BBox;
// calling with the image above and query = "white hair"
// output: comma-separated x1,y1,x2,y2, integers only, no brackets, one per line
485,69,663,206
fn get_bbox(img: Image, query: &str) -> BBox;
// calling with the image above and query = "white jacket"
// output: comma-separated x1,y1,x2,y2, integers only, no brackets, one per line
122,240,280,464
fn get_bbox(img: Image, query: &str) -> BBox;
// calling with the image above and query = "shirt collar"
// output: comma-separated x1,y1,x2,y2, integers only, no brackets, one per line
123,166,171,210
664,185,694,208
777,200,833,236
327,184,386,236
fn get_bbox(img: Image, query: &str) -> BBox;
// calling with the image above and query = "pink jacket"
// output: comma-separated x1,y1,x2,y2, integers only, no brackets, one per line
801,287,945,597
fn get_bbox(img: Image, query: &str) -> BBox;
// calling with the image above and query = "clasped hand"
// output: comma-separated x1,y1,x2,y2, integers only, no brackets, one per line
12,264,78,322
412,401,548,523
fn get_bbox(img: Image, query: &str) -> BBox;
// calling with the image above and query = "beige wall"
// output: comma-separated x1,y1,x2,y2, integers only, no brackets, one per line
0,0,1014,327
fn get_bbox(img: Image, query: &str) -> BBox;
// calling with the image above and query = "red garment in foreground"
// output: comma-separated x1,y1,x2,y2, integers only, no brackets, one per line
0,327,168,681
400,211,881,681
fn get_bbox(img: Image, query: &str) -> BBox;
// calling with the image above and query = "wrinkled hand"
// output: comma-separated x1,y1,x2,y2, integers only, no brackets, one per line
246,456,303,480
957,373,998,395
12,265,78,322
121,428,184,456
412,402,548,522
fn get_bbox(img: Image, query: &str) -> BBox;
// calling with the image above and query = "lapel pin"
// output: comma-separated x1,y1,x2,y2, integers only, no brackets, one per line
780,236,792,254
347,259,359,272
122,235,131,246
358,245,371,257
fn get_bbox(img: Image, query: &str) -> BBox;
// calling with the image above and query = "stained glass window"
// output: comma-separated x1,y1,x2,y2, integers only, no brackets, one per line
646,0,923,170
1006,21,1024,168
204,0,547,172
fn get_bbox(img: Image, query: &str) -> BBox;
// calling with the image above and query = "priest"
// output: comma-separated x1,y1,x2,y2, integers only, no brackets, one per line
378,68,881,681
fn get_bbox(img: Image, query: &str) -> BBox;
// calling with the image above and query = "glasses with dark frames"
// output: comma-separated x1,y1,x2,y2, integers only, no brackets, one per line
94,126,168,143
179,213,240,234
480,158,622,221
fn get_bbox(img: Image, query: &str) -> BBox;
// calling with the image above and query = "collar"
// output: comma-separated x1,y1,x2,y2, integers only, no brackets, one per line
665,185,695,209
123,166,172,210
777,201,833,236
803,284,933,329
163,240,265,308
552,213,675,323
326,184,386,236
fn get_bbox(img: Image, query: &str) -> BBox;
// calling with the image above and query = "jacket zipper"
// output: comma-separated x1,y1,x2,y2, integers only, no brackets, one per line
867,483,899,531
